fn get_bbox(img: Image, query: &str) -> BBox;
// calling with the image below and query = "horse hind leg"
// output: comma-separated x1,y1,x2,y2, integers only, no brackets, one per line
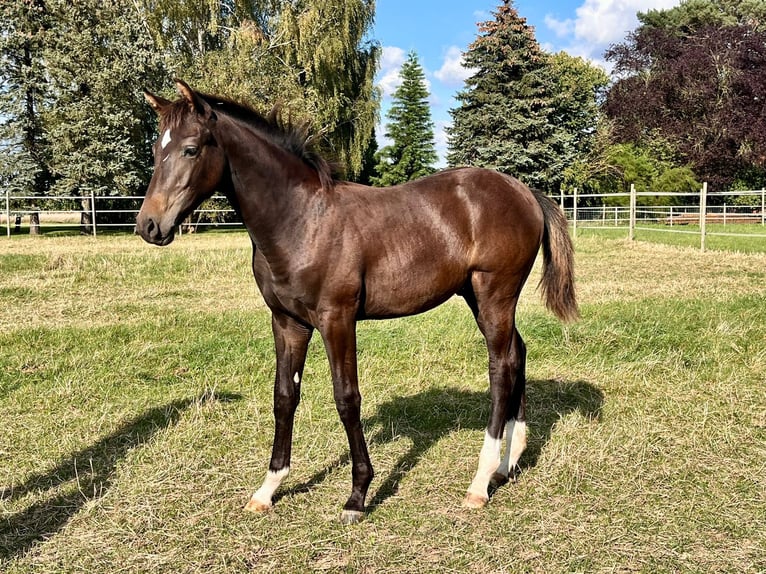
492,329,527,487
463,277,527,508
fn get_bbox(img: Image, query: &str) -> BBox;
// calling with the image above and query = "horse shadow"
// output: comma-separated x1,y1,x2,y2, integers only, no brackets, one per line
0,391,242,562
280,379,603,513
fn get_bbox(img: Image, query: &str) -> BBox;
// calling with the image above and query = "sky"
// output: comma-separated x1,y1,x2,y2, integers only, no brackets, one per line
371,0,683,166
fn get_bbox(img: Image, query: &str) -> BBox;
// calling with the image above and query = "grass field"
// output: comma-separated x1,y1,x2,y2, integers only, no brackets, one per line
575,223,766,253
1,232,765,573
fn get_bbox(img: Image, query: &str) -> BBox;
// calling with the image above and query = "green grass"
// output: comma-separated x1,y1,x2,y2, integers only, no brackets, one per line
576,223,766,253
1,233,765,573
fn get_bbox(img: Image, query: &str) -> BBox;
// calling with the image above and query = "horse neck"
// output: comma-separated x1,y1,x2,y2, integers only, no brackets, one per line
215,115,322,254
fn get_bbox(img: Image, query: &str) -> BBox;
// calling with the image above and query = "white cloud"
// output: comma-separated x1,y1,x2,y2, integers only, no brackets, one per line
544,14,574,38
434,46,477,87
380,45,406,70
544,0,682,62
378,46,406,97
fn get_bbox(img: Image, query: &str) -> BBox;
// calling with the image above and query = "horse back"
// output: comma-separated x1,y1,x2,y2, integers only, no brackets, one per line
335,167,544,318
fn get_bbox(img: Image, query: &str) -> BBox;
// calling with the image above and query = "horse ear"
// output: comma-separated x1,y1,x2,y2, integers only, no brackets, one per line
143,90,170,115
174,78,214,119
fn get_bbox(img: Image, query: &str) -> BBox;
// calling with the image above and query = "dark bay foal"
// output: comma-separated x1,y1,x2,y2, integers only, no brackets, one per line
136,80,579,524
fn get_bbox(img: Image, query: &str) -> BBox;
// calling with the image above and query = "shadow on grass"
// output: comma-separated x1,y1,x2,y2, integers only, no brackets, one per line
279,380,603,514
0,392,242,563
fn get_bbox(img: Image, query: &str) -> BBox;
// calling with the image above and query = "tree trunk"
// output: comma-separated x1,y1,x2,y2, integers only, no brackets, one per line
80,198,93,235
29,212,40,235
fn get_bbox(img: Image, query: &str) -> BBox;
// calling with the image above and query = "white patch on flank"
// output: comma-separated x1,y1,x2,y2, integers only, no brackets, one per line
161,129,172,149
293,372,300,384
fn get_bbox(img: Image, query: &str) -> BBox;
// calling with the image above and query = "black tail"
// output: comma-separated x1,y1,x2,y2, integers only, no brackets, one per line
532,191,579,322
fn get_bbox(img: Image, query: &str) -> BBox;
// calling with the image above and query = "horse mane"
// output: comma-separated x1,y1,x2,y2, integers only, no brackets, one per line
161,92,338,191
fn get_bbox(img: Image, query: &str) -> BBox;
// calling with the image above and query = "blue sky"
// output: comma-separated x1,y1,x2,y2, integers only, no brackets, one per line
371,0,682,165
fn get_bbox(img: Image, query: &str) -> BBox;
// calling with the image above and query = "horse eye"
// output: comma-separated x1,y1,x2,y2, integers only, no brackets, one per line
183,146,198,157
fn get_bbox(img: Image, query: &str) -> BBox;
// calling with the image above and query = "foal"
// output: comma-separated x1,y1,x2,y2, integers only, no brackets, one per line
136,80,578,524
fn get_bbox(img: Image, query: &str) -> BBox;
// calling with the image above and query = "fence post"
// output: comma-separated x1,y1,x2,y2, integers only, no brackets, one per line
90,189,97,236
762,188,765,226
700,182,707,253
629,183,636,241
572,187,578,239
5,188,10,238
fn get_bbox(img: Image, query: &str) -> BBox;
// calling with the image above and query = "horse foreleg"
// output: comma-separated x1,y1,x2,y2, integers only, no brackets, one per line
245,312,312,513
319,312,373,525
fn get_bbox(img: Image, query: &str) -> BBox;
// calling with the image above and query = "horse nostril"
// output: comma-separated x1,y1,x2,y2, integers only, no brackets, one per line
146,218,156,235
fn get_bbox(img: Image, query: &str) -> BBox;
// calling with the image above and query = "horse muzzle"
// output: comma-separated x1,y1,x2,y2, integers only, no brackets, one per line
136,212,177,246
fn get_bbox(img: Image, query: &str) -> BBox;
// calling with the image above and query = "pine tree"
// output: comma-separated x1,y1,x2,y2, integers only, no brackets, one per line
43,0,166,209
0,0,51,213
446,0,556,189
372,51,437,186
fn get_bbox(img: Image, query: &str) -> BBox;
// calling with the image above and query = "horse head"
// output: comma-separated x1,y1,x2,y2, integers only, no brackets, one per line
136,79,226,246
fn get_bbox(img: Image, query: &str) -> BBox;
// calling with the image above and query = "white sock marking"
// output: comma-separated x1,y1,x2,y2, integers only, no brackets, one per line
467,430,502,499
251,467,289,507
161,129,172,149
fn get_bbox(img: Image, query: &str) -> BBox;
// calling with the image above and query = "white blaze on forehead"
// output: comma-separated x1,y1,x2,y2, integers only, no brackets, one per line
293,372,300,384
160,129,172,149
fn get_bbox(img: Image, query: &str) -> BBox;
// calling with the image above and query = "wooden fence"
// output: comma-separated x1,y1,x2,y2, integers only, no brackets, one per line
4,185,766,252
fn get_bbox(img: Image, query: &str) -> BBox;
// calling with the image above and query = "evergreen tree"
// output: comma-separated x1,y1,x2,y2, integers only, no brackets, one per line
447,1,556,189
43,0,165,224
372,51,437,186
0,0,51,211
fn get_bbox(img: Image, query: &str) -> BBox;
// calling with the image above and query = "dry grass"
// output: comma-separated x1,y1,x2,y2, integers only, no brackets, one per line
1,232,765,573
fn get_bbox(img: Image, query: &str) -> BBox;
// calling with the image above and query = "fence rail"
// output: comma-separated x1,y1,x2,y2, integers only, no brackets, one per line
4,185,766,251
559,184,765,251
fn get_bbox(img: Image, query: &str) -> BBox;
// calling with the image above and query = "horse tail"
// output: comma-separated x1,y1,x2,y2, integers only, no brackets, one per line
532,190,580,323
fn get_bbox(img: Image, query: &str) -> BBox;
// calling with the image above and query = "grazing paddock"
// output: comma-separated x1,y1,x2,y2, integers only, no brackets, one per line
1,232,765,573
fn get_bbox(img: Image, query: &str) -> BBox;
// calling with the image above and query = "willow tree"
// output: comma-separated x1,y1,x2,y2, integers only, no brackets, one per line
276,0,379,177
139,0,379,178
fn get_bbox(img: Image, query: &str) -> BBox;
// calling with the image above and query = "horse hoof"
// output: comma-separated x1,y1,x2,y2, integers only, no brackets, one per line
462,492,489,509
340,510,364,525
490,472,509,488
244,497,272,513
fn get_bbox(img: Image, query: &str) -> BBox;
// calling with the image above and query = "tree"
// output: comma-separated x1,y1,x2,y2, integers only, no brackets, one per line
372,51,437,186
140,0,380,179
546,52,609,193
43,0,165,230
447,1,605,193
0,0,51,234
605,1,766,191
276,0,379,177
